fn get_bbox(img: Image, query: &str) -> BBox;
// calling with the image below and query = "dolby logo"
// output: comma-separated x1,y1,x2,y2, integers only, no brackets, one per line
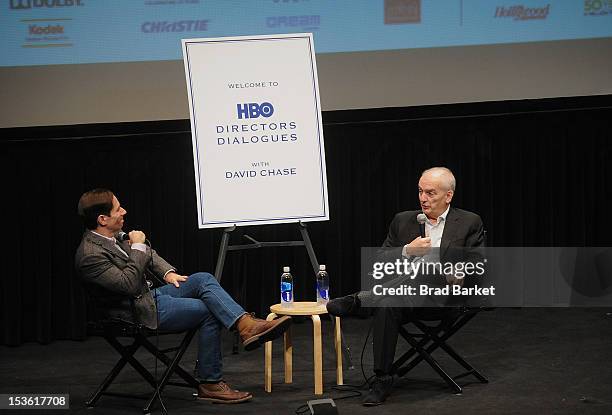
29,24,64,34
10,0,84,10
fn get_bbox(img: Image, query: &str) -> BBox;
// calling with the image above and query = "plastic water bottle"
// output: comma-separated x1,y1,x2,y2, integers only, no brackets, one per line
316,264,329,305
280,266,294,308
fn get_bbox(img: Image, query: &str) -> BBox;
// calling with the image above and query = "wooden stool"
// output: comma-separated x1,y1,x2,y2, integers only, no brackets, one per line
265,302,343,395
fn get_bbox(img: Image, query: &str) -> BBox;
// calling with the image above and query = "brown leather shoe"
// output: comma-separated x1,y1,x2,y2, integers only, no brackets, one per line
197,381,252,404
237,314,292,351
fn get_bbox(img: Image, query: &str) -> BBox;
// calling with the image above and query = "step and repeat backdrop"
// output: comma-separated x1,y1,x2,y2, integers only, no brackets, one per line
1,0,611,127
2,0,611,66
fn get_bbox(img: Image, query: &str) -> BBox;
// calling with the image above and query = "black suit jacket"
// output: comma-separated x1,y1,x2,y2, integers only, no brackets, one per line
382,207,484,260
377,207,485,305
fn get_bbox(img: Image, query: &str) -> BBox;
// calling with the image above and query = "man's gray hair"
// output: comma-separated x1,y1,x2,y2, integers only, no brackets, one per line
421,167,456,191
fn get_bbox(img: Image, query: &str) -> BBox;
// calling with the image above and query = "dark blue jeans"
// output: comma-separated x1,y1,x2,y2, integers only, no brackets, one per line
153,272,245,382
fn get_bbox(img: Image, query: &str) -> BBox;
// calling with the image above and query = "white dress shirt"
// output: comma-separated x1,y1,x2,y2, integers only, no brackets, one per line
90,230,147,256
402,205,451,259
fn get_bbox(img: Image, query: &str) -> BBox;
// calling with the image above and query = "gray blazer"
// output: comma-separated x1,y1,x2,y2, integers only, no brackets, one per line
74,231,175,329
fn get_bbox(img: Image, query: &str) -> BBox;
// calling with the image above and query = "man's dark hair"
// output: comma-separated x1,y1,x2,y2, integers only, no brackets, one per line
78,188,114,230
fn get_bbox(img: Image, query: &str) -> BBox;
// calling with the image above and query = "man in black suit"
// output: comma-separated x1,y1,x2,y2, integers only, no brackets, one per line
327,167,484,406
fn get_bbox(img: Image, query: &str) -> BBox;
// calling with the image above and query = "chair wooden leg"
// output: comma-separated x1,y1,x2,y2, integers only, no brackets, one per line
311,315,323,395
284,325,293,384
265,313,277,392
334,317,343,385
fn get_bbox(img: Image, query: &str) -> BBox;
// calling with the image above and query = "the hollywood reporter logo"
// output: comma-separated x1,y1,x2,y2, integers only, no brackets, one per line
237,102,274,119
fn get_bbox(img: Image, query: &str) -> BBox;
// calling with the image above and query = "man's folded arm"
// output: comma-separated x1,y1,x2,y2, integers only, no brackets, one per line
148,248,176,284
78,249,150,297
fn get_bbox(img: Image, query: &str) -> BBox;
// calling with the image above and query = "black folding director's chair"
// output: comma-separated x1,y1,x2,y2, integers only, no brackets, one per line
85,318,199,414
390,306,491,394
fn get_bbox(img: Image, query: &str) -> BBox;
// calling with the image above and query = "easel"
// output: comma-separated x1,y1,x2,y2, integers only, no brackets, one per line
213,221,353,368
214,221,319,281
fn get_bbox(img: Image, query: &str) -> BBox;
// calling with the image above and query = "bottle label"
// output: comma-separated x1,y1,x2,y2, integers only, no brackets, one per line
281,282,293,302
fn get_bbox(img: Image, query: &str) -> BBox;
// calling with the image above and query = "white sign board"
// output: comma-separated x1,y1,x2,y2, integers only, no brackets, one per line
182,33,329,229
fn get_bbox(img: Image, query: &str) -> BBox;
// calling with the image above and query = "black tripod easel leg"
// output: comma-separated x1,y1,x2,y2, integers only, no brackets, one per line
298,221,319,273
214,225,235,282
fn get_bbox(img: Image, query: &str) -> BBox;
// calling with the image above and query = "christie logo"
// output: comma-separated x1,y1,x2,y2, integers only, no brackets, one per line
237,103,274,119
141,20,208,33
494,4,550,20
384,0,421,24
266,15,320,29
29,24,64,34
584,0,612,16
10,0,84,10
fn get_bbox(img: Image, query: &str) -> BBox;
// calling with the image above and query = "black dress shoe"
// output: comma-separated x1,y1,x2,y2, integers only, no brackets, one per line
362,375,393,406
326,293,361,317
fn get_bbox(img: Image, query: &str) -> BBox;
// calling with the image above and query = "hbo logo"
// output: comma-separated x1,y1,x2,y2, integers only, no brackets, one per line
237,102,274,119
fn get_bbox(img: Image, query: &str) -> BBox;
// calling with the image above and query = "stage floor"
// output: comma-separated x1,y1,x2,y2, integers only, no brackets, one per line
2,308,612,414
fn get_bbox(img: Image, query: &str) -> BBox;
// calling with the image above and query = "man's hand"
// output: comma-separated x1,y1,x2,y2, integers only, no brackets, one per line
445,273,464,286
128,230,146,245
164,272,188,288
405,236,431,257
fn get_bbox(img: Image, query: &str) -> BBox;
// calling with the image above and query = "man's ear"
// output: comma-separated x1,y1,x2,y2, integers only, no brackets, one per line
97,215,106,227
446,190,454,203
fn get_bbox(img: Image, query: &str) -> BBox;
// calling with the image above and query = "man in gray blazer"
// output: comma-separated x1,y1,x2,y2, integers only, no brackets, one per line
75,188,291,404
327,167,484,406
